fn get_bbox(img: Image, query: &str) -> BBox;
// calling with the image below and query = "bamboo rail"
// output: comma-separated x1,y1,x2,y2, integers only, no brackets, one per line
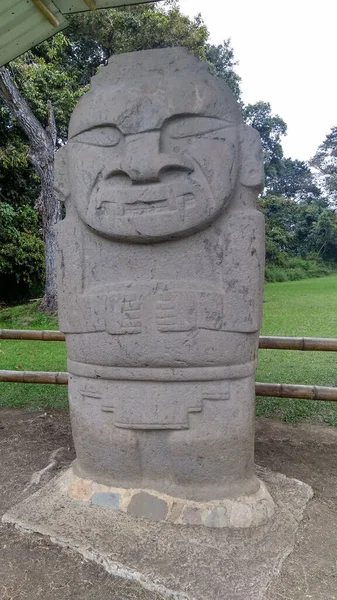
255,382,337,402
1,330,337,400
0,369,336,402
0,370,68,384
0,329,65,341
259,336,337,351
1,330,337,351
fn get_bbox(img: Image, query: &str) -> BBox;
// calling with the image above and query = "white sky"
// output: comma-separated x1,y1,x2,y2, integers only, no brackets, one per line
178,0,336,161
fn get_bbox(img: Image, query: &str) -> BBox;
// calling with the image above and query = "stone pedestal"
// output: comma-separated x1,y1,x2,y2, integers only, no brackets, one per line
55,47,270,524
2,467,313,599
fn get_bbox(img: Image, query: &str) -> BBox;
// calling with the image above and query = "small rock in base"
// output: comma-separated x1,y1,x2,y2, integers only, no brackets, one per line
203,507,229,528
91,492,120,510
127,492,168,521
182,507,202,525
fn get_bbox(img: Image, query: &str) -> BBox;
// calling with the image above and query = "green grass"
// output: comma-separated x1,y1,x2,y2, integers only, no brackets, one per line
1,275,337,423
256,274,337,424
0,302,68,410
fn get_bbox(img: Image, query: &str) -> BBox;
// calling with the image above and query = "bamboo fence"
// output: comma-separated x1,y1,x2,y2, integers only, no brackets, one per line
1,330,337,401
2,329,337,351
0,370,336,402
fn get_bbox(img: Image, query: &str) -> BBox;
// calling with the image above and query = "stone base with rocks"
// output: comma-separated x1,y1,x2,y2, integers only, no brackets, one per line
66,466,275,528
2,466,313,600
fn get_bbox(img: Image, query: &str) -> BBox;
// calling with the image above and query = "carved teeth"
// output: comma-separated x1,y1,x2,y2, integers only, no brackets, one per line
176,193,196,222
94,187,196,218
123,199,169,214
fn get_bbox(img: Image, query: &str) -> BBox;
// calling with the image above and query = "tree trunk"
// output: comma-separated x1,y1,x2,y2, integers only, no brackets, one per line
0,67,60,312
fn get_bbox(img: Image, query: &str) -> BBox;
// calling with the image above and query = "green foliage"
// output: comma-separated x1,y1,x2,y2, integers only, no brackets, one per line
243,101,287,184
0,1,335,302
265,257,332,283
0,105,39,209
0,1,244,303
267,158,320,200
259,196,296,262
9,50,86,141
259,195,337,281
205,39,241,100
63,4,209,83
311,125,337,206
0,202,45,300
241,105,319,203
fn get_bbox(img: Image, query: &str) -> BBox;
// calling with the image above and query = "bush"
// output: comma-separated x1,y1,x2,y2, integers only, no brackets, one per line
265,255,335,283
0,202,45,302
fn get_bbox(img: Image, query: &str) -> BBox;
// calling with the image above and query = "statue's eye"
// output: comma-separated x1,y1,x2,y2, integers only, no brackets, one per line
165,117,232,140
71,126,121,147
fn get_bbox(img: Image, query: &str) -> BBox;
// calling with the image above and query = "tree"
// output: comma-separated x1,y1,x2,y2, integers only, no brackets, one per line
311,126,337,206
62,3,209,82
0,2,242,308
259,194,337,267
0,41,84,311
0,68,59,311
242,101,287,188
0,202,44,301
205,40,241,100
258,196,297,262
308,209,337,261
267,158,320,200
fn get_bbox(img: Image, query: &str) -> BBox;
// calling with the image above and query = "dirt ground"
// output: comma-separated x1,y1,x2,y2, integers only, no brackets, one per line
0,409,336,600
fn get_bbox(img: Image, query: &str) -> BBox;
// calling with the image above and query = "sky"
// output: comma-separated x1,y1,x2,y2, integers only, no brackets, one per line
178,0,336,161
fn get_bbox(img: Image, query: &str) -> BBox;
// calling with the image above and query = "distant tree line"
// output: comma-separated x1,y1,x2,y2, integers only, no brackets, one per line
0,0,336,308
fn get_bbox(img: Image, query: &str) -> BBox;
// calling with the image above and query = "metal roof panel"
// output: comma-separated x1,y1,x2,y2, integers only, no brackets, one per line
0,0,159,67
0,0,67,67
54,0,157,13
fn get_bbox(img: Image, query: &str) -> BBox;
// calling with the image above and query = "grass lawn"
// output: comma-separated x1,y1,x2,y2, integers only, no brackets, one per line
0,303,68,410
256,274,337,424
1,274,337,423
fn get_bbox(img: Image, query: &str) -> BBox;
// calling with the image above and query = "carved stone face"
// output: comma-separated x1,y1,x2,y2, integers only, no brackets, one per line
66,67,242,242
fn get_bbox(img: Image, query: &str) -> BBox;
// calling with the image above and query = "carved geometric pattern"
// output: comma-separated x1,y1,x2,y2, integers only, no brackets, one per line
100,385,230,430
78,287,226,335
156,290,224,333
156,291,197,332
106,292,142,334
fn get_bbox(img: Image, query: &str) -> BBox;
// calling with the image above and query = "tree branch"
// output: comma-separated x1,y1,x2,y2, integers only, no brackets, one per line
46,100,57,147
0,66,50,153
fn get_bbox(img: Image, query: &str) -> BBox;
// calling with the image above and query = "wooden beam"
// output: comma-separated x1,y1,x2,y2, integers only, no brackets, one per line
31,0,60,27
82,0,96,9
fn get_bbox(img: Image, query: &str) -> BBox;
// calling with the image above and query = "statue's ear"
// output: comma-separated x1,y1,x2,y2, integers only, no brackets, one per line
239,125,265,191
54,145,70,202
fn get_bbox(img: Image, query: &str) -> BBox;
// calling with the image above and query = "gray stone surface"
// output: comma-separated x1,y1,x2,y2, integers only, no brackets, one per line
91,492,120,509
127,491,168,521
2,466,313,600
55,46,266,504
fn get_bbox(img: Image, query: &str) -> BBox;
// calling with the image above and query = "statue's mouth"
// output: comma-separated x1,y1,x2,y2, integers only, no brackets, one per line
91,182,198,220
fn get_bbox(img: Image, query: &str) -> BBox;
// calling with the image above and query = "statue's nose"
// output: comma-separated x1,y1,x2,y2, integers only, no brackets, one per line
120,132,194,183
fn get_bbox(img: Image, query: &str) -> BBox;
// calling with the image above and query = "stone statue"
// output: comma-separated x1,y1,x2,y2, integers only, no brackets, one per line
55,47,274,527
